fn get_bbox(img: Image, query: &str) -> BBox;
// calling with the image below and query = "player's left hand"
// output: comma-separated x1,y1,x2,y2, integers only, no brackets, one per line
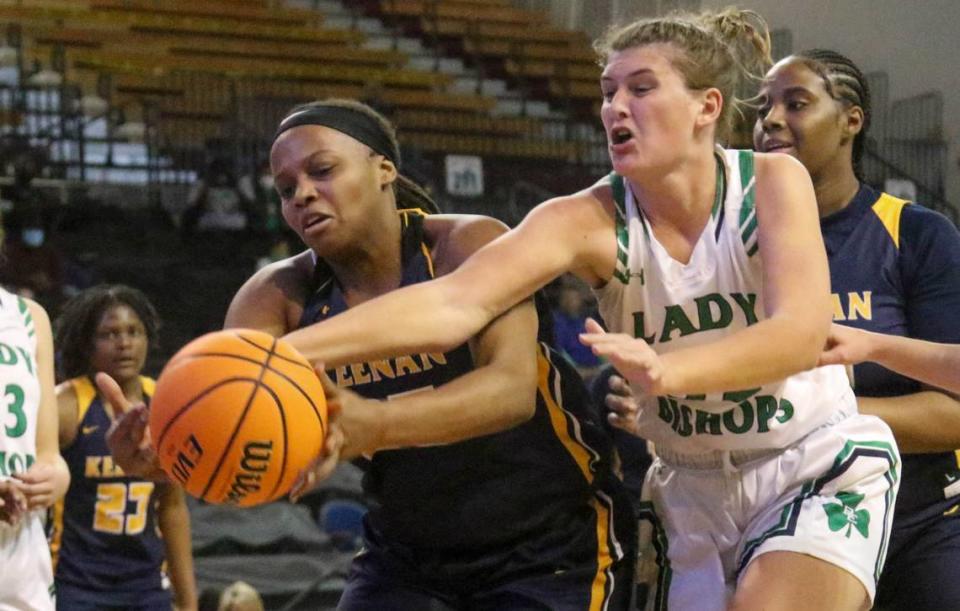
12,463,59,510
0,478,27,526
580,318,667,395
96,372,168,481
605,373,645,436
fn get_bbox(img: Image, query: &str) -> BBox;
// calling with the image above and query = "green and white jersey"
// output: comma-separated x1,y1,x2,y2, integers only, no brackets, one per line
595,148,854,454
0,287,41,481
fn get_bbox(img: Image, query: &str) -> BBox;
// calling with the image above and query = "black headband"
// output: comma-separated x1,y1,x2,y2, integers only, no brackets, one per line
273,106,400,166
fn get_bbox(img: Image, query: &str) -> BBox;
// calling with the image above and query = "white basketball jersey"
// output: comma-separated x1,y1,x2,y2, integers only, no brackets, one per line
0,287,41,480
595,148,854,454
0,288,54,611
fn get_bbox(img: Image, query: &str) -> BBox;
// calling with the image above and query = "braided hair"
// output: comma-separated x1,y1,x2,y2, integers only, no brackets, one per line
795,49,872,179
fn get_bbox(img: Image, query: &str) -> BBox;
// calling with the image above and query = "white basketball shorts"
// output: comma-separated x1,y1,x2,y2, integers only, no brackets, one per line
635,409,900,611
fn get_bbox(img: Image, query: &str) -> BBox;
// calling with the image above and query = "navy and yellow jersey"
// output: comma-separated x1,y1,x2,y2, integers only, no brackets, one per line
822,184,960,522
51,376,168,603
299,211,632,574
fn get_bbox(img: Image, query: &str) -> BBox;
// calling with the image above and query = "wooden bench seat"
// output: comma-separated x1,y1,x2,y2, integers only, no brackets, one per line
393,109,540,136
62,48,448,90
89,0,320,28
504,58,599,82
403,131,581,161
377,0,545,25
463,39,596,63
417,17,585,44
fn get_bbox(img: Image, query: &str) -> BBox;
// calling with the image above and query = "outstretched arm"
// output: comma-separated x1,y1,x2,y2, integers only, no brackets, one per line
289,216,549,498
820,325,960,394
282,197,616,368
157,483,198,611
582,154,830,395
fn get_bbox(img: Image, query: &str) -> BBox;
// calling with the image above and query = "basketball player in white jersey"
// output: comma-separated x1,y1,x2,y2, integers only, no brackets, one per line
0,287,70,611
279,10,900,611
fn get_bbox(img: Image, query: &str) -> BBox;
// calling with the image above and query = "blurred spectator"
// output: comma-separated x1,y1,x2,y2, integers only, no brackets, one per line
0,136,46,215
198,581,264,611
255,234,294,271
0,203,65,312
181,158,253,236
551,277,603,378
238,158,283,236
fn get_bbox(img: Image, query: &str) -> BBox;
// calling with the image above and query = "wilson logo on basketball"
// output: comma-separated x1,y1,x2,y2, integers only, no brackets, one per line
226,441,274,505
170,434,204,485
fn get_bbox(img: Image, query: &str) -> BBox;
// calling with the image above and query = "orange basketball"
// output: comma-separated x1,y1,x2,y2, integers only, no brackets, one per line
149,329,327,507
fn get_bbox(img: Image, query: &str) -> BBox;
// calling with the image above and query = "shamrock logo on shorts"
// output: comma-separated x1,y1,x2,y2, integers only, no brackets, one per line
823,491,870,538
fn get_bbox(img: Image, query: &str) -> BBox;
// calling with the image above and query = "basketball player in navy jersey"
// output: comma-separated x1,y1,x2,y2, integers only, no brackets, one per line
756,49,960,610
101,99,636,611
53,286,196,610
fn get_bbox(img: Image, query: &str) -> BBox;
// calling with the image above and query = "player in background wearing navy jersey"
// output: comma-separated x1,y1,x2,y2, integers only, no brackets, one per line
756,48,960,611
52,286,196,611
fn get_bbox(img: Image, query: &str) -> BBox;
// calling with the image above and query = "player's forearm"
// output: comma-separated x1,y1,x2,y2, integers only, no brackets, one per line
869,334,960,394
857,391,960,453
284,278,489,368
378,360,538,449
660,315,825,396
35,453,70,502
158,490,198,609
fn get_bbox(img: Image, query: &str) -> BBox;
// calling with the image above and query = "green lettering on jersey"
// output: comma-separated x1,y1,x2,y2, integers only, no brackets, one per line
0,343,17,366
722,388,761,402
695,410,722,435
777,398,794,424
723,402,755,434
695,293,733,332
15,347,33,375
755,395,780,432
3,383,26,438
731,293,759,325
659,306,698,343
632,312,657,345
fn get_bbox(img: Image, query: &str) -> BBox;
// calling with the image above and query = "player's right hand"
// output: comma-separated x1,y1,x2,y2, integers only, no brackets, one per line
289,367,387,501
0,478,27,526
95,372,169,482
605,374,644,436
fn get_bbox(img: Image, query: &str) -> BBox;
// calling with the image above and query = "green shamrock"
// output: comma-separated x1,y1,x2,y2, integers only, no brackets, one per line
823,491,870,538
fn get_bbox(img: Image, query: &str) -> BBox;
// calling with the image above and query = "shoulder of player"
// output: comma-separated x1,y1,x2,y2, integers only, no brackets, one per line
22,296,51,331
752,151,809,189
55,379,80,448
896,198,960,255
238,250,313,300
424,214,509,272
750,152,817,216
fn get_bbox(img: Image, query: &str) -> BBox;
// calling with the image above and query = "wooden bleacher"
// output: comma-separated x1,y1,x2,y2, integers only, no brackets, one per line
5,0,600,171
367,0,601,117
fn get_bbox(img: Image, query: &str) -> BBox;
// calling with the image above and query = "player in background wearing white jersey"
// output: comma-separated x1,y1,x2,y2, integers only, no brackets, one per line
0,285,70,610
277,9,900,611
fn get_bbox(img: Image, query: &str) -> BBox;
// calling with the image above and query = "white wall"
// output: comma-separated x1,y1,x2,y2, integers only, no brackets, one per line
707,0,960,207
548,0,960,208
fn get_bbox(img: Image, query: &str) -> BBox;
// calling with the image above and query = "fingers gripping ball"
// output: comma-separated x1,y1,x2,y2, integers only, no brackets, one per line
150,329,327,506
